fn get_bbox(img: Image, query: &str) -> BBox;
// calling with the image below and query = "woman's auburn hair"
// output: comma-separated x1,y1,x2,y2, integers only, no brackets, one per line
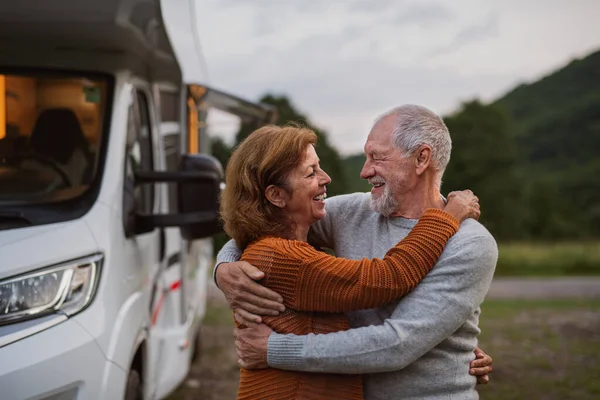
220,124,318,249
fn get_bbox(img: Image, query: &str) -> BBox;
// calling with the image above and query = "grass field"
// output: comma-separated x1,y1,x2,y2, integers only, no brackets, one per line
166,303,239,400
495,241,600,276
478,299,600,400
168,295,600,400
211,240,600,277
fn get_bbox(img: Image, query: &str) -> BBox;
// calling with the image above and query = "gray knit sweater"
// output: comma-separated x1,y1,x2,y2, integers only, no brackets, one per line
216,192,498,400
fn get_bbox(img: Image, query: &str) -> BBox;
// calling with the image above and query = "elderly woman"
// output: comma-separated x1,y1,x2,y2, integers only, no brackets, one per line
220,125,480,400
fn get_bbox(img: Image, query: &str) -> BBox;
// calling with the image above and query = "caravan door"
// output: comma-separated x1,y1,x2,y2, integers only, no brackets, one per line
147,83,276,399
182,83,277,317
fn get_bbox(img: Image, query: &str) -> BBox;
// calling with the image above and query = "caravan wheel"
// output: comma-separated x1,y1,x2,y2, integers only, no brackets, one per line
124,370,143,400
191,328,202,363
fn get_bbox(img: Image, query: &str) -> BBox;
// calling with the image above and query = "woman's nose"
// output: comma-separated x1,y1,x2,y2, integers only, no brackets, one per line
320,170,332,185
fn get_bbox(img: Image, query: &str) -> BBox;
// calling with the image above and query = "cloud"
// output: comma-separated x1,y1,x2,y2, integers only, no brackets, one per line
250,1,326,36
422,11,500,61
453,12,499,45
344,0,402,13
390,4,455,26
197,0,600,154
253,12,278,36
205,32,516,153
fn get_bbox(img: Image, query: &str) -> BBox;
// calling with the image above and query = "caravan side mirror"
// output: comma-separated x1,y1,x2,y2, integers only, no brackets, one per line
133,154,225,239
178,154,224,240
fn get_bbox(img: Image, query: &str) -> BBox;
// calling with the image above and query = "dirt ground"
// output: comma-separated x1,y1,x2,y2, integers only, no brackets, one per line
477,300,600,400
166,284,239,400
167,279,600,400
486,277,600,299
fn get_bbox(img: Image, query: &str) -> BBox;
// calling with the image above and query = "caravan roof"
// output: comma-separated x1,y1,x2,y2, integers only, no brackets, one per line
0,0,190,83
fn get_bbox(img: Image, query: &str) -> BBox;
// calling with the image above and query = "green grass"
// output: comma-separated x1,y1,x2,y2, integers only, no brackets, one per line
495,241,600,276
213,240,600,277
203,304,234,326
478,299,600,400
172,299,600,400
166,303,239,400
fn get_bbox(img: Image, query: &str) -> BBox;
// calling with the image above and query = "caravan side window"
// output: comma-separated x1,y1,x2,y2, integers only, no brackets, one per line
125,90,154,214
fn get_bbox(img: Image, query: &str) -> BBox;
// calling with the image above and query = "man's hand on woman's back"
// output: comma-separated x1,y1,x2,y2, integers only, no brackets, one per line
216,261,285,324
216,262,495,382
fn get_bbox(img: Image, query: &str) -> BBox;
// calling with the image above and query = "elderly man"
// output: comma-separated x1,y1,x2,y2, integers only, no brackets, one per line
215,104,497,399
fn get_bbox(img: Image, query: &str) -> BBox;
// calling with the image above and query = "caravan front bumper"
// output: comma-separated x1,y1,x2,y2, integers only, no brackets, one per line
0,317,125,400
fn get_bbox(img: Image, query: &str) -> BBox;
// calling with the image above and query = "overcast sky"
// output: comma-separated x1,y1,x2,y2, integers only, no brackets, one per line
196,0,600,155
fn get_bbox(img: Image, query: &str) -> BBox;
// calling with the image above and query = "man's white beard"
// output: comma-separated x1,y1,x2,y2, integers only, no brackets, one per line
370,184,398,217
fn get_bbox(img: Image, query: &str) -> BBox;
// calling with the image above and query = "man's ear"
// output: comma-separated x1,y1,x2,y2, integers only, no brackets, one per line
265,185,288,208
415,145,432,176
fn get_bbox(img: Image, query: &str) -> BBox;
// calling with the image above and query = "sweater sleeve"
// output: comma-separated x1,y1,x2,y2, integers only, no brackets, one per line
250,208,459,313
267,232,498,374
212,238,243,287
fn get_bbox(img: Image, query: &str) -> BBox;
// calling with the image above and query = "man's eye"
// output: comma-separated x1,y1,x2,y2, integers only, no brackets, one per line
307,171,316,177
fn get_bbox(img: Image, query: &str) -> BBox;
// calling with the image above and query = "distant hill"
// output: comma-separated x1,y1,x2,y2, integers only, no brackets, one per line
341,48,600,238
342,153,370,193
495,49,600,141
494,48,600,235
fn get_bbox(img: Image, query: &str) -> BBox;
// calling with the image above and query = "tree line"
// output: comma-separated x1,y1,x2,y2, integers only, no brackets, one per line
211,48,600,243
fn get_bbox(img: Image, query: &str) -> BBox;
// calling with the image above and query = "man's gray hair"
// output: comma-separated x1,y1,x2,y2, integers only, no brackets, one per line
375,104,452,186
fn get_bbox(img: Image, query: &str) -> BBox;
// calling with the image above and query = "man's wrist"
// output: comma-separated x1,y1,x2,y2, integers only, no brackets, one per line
213,262,224,288
267,332,306,370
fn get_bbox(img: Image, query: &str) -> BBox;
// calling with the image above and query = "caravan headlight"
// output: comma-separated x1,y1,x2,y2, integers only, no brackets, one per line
0,254,102,325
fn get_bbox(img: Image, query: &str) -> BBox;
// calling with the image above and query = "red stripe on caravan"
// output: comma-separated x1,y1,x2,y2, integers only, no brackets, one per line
151,280,182,326
170,280,182,291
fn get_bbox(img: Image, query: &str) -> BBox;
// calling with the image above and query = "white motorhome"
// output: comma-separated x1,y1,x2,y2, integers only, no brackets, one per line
0,1,275,399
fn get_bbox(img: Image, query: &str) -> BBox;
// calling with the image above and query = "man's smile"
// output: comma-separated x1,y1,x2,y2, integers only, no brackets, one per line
369,177,386,194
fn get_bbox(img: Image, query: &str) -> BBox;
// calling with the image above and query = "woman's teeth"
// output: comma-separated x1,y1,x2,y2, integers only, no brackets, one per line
313,193,327,201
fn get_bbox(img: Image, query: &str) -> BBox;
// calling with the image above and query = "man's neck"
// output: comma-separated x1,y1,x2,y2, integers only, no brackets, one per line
390,185,444,219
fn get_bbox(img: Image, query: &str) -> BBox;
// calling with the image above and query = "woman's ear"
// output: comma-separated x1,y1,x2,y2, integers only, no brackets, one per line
265,185,287,208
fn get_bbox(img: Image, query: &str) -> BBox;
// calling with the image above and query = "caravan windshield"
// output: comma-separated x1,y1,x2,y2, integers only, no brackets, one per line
0,72,109,207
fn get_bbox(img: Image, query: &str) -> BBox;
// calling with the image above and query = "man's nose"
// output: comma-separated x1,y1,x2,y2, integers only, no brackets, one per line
360,160,374,180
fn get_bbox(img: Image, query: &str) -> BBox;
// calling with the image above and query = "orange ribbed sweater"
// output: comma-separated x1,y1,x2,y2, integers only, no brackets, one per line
236,208,460,400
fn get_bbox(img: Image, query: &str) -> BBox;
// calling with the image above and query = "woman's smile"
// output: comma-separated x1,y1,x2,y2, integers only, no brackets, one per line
284,145,331,237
